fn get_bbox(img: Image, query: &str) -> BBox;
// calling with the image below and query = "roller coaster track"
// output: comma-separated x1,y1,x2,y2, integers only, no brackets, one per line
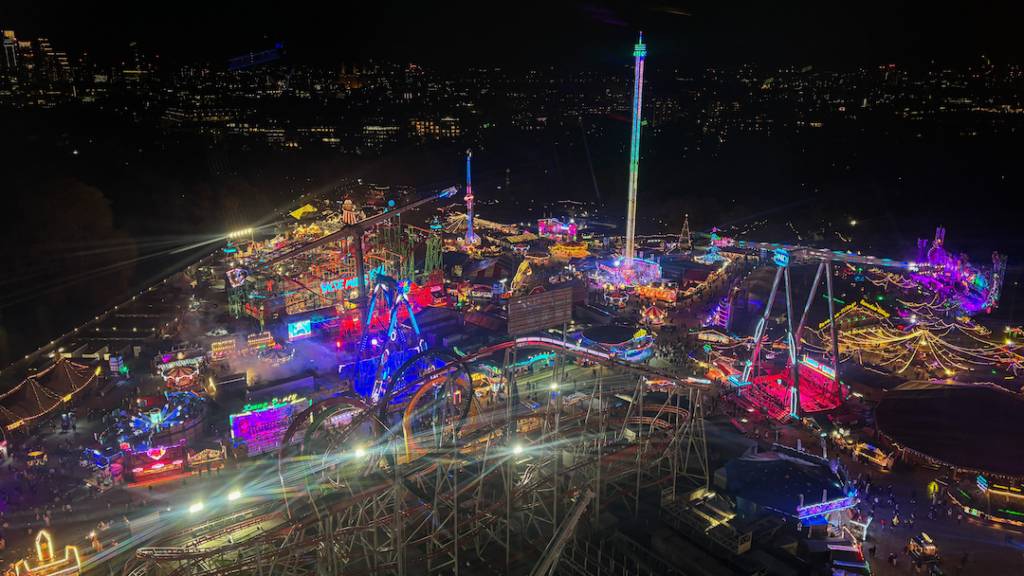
125,336,709,576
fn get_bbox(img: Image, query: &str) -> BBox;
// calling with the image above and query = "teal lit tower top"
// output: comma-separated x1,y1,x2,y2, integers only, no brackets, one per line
623,32,646,268
633,32,647,58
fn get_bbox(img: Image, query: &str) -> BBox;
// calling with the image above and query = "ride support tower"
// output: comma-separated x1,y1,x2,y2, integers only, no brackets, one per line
464,149,480,246
623,32,646,268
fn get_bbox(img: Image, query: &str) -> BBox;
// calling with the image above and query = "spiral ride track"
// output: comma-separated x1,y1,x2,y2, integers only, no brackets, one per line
125,337,711,576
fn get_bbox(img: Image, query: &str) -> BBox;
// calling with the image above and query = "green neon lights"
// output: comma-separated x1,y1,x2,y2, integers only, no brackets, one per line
240,394,302,414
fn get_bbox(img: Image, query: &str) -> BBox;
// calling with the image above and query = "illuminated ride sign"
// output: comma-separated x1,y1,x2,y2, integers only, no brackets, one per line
320,265,388,295
801,355,836,379
818,299,890,329
797,494,858,519
858,299,891,318
156,356,204,371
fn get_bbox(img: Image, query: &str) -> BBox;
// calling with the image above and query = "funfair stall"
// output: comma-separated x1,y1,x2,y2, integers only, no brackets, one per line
124,440,188,484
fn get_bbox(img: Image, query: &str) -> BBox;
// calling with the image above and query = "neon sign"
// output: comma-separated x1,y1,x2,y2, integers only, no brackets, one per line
156,356,204,371
320,265,387,294
858,299,891,318
240,394,302,414
797,495,857,519
801,355,836,379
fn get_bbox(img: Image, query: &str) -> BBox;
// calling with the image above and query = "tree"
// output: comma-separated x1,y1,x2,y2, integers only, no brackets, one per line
1,178,137,334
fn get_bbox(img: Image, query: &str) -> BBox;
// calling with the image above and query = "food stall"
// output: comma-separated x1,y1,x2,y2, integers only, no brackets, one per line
27,450,47,468
909,533,939,563
854,442,894,469
636,283,678,303
81,447,123,492
210,337,238,360
247,332,275,352
188,445,227,472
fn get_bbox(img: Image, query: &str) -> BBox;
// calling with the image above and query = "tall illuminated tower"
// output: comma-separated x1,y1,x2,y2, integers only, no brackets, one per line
623,32,646,268
464,149,480,245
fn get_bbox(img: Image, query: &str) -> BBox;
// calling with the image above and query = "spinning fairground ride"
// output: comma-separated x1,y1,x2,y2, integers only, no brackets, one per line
342,276,427,404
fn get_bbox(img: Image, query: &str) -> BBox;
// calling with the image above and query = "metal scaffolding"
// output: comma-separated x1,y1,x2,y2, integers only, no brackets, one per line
124,337,711,576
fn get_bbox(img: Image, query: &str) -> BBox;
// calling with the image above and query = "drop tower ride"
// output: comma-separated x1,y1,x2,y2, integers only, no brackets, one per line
623,32,646,268
464,149,480,246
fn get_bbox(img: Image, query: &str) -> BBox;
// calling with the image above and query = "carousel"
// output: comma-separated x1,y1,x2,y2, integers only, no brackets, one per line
605,291,629,308
525,251,551,266
259,345,296,366
642,305,666,325
161,365,199,390
551,241,590,259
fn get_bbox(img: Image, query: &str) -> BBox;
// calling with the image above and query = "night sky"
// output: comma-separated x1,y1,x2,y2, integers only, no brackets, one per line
6,1,1024,70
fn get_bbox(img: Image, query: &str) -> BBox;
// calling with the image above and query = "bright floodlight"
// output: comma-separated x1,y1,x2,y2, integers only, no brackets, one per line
228,491,241,501
355,448,366,458
550,381,559,390
513,445,523,455
189,503,204,513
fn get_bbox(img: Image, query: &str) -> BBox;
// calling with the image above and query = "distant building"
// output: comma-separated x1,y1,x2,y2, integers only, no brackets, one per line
648,97,679,132
362,125,401,149
2,31,17,70
409,117,461,141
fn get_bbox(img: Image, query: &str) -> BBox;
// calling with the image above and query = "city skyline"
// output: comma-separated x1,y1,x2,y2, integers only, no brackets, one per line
4,1,1024,70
